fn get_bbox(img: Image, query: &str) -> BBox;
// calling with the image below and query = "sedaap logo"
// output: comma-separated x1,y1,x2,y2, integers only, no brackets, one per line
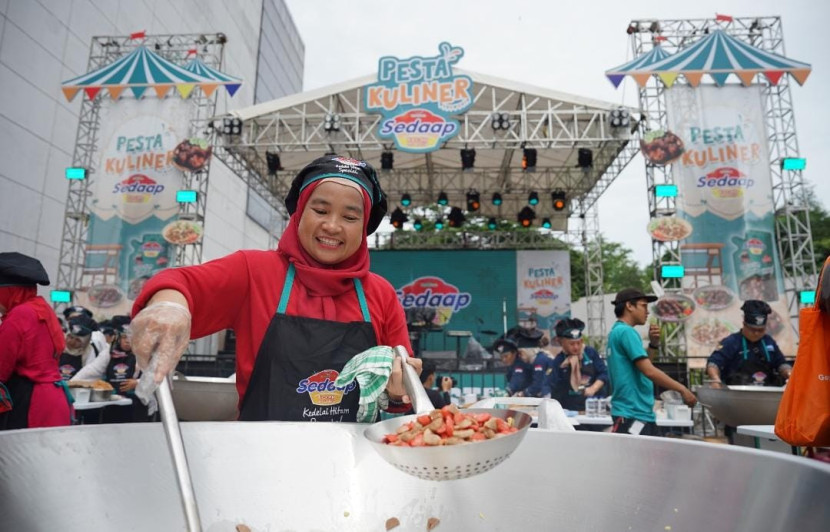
530,289,558,306
296,369,356,406
696,167,755,199
332,156,366,168
396,276,472,325
746,238,765,256
112,174,165,203
380,109,458,151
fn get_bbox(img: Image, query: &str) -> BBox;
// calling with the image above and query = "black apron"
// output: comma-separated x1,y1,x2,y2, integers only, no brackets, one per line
0,375,33,430
238,264,376,422
726,336,780,386
106,350,137,393
552,353,596,411
58,353,83,381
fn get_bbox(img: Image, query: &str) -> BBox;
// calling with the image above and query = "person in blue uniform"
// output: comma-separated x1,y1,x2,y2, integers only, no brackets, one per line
519,347,554,398
492,338,532,396
706,300,792,387
549,318,609,412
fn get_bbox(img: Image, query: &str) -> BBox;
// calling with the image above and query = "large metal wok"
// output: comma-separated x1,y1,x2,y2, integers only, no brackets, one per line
697,384,784,427
171,374,239,421
2,423,829,531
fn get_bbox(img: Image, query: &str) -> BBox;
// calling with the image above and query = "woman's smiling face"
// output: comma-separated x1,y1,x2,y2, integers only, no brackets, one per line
298,181,366,265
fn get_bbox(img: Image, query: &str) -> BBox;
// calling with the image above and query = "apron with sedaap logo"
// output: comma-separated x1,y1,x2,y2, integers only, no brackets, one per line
58,353,83,381
727,336,781,386
239,264,376,422
106,350,137,394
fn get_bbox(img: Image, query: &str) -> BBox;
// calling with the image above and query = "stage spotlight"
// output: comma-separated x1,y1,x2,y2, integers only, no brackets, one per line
578,148,593,169
491,192,503,206
528,191,539,206
381,151,394,170
390,207,408,229
437,191,449,206
265,151,282,175
518,206,536,227
323,113,341,132
461,148,476,170
551,190,567,211
490,112,511,130
541,218,552,229
413,219,423,231
448,207,466,228
435,218,445,230
626,22,639,35
487,217,498,230
466,190,481,212
609,107,630,128
522,148,537,171
401,193,412,207
223,117,243,135
649,21,661,33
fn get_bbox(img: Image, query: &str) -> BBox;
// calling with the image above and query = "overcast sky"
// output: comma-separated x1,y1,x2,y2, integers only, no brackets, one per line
284,0,829,267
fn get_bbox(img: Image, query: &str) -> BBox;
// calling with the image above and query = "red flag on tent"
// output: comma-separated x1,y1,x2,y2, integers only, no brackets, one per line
187,49,198,56
715,13,733,22
130,30,146,40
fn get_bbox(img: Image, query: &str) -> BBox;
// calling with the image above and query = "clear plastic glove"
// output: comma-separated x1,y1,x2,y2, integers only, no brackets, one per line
130,301,192,385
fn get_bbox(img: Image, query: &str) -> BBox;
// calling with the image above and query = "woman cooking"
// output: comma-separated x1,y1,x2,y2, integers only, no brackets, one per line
130,155,418,421
0,252,73,430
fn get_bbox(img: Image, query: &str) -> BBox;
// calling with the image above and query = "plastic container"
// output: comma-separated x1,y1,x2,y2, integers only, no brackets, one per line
585,397,598,417
597,397,608,417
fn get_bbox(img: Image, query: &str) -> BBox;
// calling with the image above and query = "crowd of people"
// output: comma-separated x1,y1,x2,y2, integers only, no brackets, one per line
0,252,147,429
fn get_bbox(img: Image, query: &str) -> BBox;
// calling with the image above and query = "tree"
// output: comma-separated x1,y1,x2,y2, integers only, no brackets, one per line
570,237,649,298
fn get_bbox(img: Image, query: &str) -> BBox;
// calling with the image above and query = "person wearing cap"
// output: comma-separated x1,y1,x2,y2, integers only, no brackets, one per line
517,347,554,398
419,359,453,408
548,318,609,412
0,252,72,430
606,288,697,436
492,338,533,396
129,155,417,422
706,300,791,387
72,319,147,423
63,305,109,361
59,315,108,381
504,308,547,349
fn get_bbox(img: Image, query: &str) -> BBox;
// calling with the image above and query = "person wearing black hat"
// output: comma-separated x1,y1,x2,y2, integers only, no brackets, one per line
63,305,109,361
129,155,418,422
548,318,609,413
59,315,107,381
503,308,548,349
606,288,697,436
706,300,791,388
0,252,72,429
492,338,533,396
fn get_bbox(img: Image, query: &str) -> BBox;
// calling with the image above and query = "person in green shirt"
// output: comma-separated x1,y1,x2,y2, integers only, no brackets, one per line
607,288,697,436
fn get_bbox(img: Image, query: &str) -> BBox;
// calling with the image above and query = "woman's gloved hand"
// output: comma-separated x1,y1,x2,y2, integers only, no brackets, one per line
130,301,192,385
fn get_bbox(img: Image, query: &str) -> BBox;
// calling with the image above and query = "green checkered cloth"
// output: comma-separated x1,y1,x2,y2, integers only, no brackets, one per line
335,346,395,423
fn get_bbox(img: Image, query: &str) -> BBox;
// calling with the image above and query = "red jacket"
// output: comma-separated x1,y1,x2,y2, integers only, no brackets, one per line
0,301,72,428
133,250,411,404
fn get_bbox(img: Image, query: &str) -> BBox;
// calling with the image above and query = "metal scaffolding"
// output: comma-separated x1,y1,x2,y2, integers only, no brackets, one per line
212,72,642,342
55,33,228,311
630,16,817,359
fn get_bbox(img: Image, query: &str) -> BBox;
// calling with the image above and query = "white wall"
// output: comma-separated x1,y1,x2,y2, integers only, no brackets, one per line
0,0,302,292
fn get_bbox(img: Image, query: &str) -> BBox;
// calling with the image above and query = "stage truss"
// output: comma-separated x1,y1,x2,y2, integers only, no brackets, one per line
212,72,641,342
55,33,227,312
632,16,817,360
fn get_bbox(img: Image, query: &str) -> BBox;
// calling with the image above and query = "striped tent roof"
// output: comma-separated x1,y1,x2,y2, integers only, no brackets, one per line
605,45,671,88
606,29,811,88
61,46,239,101
182,58,242,97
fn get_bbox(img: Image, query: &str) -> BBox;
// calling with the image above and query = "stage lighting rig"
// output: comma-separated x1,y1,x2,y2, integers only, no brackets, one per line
466,190,481,212
522,148,537,171
490,112,511,130
435,218,445,230
265,151,282,175
551,190,567,211
528,191,539,206
578,148,593,169
381,151,394,170
413,219,423,231
222,117,242,135
518,206,536,227
437,191,449,206
390,208,408,229
401,193,412,207
541,218,552,229
609,107,630,128
487,217,498,230
323,113,341,132
448,207,466,228
491,192,503,206
461,148,476,170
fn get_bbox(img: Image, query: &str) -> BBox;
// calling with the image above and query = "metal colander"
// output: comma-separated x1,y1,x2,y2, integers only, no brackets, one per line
364,346,532,481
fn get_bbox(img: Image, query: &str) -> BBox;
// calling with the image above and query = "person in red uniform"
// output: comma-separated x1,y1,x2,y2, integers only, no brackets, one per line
131,155,418,421
0,252,73,430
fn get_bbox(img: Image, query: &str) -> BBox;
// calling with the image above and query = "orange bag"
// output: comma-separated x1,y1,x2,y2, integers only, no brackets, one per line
774,256,830,446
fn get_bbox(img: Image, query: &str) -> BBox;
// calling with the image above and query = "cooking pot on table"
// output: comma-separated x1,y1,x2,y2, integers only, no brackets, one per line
1,423,828,531
170,374,238,421
697,384,784,427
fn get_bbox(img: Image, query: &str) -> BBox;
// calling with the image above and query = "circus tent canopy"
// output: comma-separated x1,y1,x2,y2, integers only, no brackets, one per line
61,46,240,101
605,45,671,88
605,29,811,88
182,58,242,97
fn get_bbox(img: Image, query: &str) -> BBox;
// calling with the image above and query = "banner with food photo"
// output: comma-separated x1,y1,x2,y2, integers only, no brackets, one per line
79,98,194,316
515,250,571,333
663,85,795,366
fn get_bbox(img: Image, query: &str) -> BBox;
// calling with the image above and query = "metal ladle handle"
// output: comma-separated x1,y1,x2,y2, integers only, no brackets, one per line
394,345,434,415
157,376,202,532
